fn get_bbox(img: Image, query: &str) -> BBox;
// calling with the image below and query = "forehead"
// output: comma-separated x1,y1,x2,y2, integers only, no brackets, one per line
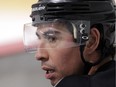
36,21,72,33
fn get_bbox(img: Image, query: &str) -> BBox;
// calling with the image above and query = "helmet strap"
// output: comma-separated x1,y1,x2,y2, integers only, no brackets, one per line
80,45,93,75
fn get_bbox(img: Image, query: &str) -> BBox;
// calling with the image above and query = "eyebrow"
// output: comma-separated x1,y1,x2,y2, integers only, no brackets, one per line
36,30,61,38
43,30,61,36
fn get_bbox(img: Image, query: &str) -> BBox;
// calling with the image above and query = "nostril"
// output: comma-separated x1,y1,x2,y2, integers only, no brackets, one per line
37,57,47,61
35,53,48,61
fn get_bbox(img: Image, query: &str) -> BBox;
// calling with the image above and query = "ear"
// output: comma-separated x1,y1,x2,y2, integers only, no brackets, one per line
83,27,100,63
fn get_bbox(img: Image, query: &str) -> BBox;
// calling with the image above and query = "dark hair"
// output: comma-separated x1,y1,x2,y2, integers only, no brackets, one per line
91,23,115,59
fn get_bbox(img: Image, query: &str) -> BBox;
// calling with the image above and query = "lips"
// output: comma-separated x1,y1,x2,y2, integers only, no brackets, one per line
42,66,55,79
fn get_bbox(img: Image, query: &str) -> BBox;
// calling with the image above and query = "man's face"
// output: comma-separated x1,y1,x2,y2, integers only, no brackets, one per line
35,22,84,86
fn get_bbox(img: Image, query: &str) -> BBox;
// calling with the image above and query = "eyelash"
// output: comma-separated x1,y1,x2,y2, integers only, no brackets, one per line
44,34,57,43
36,30,60,43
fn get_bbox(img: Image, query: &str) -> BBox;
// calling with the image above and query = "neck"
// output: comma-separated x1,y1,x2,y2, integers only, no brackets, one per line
88,57,112,75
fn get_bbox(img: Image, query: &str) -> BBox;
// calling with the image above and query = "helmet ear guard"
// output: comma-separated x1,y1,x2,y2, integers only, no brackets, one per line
71,21,90,45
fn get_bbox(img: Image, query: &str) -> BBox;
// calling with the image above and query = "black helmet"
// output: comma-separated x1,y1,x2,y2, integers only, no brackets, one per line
30,0,115,67
31,0,115,25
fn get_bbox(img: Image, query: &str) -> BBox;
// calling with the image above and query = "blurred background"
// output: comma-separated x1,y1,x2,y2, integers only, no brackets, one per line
0,0,51,87
0,0,115,87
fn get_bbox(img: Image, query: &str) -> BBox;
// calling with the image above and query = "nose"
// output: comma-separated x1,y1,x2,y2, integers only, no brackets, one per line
35,41,49,61
35,48,49,61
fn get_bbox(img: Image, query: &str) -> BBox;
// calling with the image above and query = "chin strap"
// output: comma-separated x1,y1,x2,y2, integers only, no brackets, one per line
80,45,93,75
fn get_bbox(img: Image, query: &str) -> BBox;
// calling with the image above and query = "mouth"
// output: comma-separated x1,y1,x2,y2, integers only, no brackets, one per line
46,69,54,74
42,66,55,79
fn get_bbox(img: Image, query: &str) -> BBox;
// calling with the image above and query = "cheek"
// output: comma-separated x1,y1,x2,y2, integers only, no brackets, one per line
49,48,82,74
52,48,73,63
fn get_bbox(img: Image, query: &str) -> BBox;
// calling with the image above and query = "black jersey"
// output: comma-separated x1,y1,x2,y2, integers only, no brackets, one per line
56,60,115,87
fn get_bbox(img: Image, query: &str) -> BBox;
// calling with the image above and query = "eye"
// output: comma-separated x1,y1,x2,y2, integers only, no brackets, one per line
43,30,61,43
45,34,57,43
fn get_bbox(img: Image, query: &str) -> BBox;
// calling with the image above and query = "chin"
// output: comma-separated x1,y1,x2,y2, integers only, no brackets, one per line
51,81,55,86
50,78,64,86
50,79,59,86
